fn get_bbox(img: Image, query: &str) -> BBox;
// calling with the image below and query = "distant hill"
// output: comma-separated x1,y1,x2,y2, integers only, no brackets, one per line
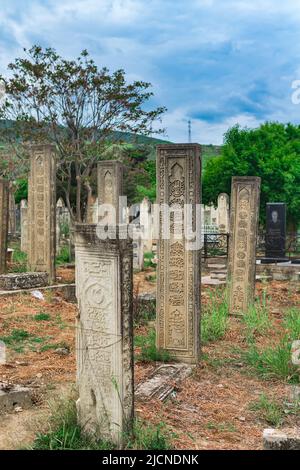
0,119,222,164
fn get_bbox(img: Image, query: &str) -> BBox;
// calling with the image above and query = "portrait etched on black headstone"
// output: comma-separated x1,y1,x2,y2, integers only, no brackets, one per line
265,203,286,259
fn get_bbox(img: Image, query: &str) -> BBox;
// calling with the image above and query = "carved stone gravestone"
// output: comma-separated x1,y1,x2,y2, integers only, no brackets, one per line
132,227,144,271
20,199,28,253
140,197,153,253
265,203,286,259
217,193,230,233
0,178,9,274
228,177,261,314
75,224,133,447
8,186,16,236
28,145,56,284
156,144,201,364
97,161,124,225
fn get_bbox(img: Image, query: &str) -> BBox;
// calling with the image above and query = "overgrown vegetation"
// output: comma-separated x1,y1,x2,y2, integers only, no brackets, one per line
30,396,172,450
249,393,284,427
242,293,271,341
10,245,27,273
143,251,157,269
135,328,172,363
201,288,229,343
56,246,71,265
242,306,300,383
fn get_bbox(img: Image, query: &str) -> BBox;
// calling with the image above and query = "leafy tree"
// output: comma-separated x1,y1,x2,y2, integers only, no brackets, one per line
0,45,166,221
203,123,300,229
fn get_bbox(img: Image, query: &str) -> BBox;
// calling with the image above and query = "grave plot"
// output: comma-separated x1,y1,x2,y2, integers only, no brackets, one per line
0,275,299,450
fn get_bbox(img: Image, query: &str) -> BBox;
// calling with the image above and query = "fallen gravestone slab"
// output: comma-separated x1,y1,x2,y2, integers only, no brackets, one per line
135,364,193,402
263,428,300,450
0,382,34,414
0,272,48,290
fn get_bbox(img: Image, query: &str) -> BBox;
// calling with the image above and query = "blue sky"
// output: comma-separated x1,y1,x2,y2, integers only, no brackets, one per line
1,0,300,144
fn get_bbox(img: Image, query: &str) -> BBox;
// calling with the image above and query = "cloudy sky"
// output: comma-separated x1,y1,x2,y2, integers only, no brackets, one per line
0,0,300,144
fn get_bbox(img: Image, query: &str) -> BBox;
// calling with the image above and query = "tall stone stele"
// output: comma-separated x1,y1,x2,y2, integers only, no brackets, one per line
20,199,29,253
75,224,134,447
227,176,261,314
156,144,201,364
0,178,9,274
217,193,230,233
97,161,124,225
28,144,56,284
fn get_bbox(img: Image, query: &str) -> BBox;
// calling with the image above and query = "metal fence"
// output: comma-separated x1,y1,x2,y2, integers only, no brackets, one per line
202,233,229,259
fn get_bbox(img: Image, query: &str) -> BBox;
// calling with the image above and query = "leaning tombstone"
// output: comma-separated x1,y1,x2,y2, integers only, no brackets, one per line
227,176,261,315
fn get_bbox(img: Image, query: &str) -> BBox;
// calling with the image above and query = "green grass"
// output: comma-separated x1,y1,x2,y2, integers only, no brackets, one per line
0,328,30,344
241,305,300,383
242,338,299,383
0,328,49,353
283,307,300,340
249,393,284,427
30,396,172,450
206,421,237,433
9,245,27,272
34,312,51,321
143,252,157,269
133,298,156,326
135,328,172,362
201,288,229,344
56,246,70,265
242,298,271,341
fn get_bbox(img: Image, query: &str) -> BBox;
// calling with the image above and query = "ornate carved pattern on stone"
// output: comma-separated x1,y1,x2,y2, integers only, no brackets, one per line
97,161,123,224
227,177,261,314
0,178,9,274
75,225,133,447
27,145,56,283
156,144,201,364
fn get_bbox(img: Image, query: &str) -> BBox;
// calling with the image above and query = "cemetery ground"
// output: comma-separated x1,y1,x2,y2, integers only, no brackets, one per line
0,255,299,450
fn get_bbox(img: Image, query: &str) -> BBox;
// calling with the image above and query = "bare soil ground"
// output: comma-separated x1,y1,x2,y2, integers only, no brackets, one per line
0,270,299,450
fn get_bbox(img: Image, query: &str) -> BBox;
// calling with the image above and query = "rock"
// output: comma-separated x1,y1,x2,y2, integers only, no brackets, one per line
54,347,70,356
14,406,23,413
263,428,300,450
0,382,33,414
289,385,300,402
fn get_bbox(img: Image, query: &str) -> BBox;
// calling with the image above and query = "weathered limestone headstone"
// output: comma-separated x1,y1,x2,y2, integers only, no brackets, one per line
265,202,286,259
140,197,153,253
132,228,144,271
20,199,28,253
0,178,9,274
156,144,201,364
75,224,133,446
227,177,261,314
28,145,56,284
97,161,123,225
8,186,16,236
217,193,230,233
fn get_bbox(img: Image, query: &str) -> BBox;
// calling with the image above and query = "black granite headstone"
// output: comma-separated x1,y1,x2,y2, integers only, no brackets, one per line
265,203,286,258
